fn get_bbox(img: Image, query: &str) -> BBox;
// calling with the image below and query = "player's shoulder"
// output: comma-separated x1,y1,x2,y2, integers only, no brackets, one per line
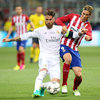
22,14,28,17
64,13,80,18
70,13,80,17
36,26,46,30
12,15,16,18
41,14,45,17
53,25,62,29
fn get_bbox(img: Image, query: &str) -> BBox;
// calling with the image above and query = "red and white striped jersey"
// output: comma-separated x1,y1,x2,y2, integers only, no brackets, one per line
12,14,30,36
55,13,92,51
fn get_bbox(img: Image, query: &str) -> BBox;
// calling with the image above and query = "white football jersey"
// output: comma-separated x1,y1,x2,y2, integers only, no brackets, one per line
20,25,62,57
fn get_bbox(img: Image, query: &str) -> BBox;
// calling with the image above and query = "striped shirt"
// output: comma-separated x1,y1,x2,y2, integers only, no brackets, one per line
12,14,30,36
55,13,92,51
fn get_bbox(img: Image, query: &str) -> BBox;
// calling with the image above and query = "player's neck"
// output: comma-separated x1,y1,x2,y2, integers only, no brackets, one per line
37,13,41,16
17,13,22,16
80,17,87,22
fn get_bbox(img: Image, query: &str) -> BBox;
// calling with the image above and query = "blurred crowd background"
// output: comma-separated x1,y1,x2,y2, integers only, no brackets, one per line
0,0,100,47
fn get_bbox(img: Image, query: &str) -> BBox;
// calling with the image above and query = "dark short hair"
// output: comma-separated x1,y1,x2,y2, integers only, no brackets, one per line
45,10,55,17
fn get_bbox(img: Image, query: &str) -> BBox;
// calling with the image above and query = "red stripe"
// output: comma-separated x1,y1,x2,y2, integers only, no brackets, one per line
68,39,74,48
63,38,68,45
60,36,63,43
77,21,82,29
73,38,79,50
77,36,84,46
22,15,23,34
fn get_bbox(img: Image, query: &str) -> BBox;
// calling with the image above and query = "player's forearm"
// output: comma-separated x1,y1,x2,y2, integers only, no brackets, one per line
10,37,21,41
6,26,13,38
64,31,83,39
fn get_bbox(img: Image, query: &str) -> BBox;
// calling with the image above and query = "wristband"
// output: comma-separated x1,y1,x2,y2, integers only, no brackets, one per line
65,31,69,37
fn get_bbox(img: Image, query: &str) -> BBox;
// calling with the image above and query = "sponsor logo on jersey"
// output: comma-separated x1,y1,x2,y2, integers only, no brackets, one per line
56,30,60,34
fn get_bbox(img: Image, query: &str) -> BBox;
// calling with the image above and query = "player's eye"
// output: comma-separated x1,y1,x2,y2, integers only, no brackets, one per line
46,19,52,21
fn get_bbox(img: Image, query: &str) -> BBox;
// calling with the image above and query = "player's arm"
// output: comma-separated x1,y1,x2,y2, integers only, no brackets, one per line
3,32,33,42
5,25,13,38
5,17,15,38
61,26,87,38
55,13,73,26
84,25,92,41
3,36,21,42
3,29,40,42
29,21,34,30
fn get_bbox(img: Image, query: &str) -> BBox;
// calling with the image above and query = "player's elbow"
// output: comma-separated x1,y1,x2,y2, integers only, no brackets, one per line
85,35,92,41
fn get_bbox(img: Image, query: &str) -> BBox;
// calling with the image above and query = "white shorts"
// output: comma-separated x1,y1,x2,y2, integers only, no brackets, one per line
39,54,60,80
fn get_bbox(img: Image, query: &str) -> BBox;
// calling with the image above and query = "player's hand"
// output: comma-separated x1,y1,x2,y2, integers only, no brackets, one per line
2,38,11,42
78,26,88,36
62,26,68,33
81,26,88,34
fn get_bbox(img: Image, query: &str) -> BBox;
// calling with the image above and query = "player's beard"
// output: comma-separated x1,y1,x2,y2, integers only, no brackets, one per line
46,23,53,29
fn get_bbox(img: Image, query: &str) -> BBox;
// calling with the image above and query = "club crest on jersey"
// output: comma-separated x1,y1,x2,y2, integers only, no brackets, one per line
61,47,66,52
56,30,60,34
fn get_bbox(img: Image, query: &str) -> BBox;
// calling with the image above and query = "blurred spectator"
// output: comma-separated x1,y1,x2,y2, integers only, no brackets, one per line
4,16,16,38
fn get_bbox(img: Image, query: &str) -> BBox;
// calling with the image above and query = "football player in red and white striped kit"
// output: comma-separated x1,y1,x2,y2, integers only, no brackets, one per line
5,5,34,70
55,5,93,96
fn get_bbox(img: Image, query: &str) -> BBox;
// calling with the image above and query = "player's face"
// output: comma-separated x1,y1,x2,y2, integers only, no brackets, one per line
80,10,91,22
45,15,55,29
15,6,22,15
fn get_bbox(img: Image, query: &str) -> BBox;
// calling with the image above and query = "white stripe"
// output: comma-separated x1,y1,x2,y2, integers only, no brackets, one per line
78,22,84,32
61,37,65,44
16,16,19,36
75,22,85,49
70,18,80,49
75,17,80,28
66,39,71,46
71,21,84,50
20,15,22,35
68,16,77,31
71,40,75,49
67,16,77,46
13,17,15,23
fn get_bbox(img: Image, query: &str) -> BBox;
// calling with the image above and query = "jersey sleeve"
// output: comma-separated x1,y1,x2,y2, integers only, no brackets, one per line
55,13,74,26
25,15,30,23
20,28,41,40
11,17,15,26
85,23,92,40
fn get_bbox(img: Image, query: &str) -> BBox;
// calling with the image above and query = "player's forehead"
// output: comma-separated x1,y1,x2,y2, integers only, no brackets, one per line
45,15,53,19
82,10,90,15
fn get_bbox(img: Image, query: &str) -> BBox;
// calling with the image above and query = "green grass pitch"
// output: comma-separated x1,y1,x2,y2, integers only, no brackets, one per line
0,47,100,100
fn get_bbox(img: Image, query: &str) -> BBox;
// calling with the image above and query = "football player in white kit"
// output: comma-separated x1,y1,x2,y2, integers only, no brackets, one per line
3,10,86,97
3,10,67,97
